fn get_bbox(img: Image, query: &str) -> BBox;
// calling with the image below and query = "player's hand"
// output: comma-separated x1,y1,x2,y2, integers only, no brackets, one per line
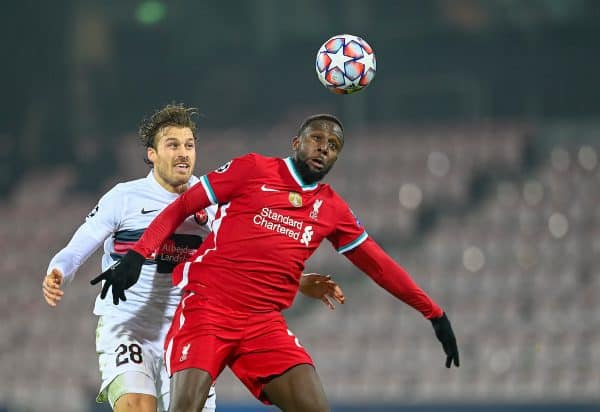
90,250,146,305
43,268,64,307
299,273,345,310
430,312,459,368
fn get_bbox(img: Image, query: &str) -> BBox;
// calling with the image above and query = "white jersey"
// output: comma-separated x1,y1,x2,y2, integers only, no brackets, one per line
48,171,215,321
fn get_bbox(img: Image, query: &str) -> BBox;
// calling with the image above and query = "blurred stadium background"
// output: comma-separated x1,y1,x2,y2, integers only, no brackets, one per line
1,1,599,411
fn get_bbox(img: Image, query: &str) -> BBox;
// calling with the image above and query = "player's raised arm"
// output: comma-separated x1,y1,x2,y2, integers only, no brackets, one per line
344,237,459,368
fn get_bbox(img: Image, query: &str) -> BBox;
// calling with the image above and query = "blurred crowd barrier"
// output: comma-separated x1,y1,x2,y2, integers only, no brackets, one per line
1,120,598,411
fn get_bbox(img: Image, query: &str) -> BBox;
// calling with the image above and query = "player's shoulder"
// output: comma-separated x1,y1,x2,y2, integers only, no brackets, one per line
318,183,348,205
110,176,149,194
99,176,149,202
245,152,282,168
317,182,336,196
237,152,269,163
221,152,278,172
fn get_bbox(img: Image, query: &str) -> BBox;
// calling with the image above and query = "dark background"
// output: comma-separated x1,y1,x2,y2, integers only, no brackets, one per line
1,0,599,196
1,1,599,411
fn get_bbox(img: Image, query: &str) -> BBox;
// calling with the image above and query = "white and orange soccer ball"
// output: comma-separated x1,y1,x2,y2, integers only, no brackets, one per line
315,34,376,94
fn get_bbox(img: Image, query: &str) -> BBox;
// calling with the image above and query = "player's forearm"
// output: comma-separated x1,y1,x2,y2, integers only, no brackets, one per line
345,238,443,319
48,253,79,284
133,184,211,257
47,223,106,283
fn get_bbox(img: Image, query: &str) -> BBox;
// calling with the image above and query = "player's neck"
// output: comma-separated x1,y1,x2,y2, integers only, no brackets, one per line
171,183,188,194
153,170,188,194
162,182,188,194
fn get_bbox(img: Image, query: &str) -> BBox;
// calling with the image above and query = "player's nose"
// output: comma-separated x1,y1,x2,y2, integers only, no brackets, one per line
316,141,329,154
175,145,189,156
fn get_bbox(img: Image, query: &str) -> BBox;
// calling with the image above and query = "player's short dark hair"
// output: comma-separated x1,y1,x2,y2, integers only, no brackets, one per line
297,114,344,140
139,103,198,165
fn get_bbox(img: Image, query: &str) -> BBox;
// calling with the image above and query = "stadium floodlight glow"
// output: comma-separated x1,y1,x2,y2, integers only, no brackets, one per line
135,1,167,25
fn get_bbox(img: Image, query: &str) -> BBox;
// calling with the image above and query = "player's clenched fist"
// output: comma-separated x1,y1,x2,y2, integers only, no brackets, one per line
43,268,64,307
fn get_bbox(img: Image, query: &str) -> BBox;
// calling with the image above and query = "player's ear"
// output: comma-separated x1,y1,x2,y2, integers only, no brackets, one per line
292,136,300,151
147,147,157,163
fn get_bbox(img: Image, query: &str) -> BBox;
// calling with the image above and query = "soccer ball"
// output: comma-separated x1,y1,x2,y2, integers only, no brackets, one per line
315,34,376,94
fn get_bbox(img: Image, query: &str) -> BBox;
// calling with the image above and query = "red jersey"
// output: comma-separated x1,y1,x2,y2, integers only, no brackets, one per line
137,153,367,312
134,152,442,318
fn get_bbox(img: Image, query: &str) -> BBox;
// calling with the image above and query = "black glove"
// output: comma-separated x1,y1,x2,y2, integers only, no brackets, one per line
430,312,460,368
90,250,146,305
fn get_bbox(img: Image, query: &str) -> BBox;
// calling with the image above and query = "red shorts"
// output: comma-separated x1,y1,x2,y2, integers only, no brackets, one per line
164,292,314,403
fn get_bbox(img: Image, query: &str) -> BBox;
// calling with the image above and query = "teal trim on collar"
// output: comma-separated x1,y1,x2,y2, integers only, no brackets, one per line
284,157,318,191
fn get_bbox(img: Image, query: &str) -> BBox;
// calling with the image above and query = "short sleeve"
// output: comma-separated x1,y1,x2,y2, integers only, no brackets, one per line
327,200,368,254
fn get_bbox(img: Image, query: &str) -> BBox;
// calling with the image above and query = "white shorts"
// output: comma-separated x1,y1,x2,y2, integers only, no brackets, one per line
95,315,216,411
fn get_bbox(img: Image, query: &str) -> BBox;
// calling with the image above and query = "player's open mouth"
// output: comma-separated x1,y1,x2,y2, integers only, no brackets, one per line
308,158,325,169
174,163,190,172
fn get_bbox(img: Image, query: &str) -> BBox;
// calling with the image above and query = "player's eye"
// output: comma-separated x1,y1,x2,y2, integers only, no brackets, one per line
186,143,195,149
328,142,338,151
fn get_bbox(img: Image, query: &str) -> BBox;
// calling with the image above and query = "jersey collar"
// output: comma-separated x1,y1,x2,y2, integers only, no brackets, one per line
284,157,319,191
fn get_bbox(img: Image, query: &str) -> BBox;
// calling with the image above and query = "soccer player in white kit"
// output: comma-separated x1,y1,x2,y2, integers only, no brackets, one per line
41,104,345,412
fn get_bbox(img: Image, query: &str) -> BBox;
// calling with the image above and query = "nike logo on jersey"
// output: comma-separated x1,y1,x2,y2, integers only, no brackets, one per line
141,208,160,214
261,184,280,192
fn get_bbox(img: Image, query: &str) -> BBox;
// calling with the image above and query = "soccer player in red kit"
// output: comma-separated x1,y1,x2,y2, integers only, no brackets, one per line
92,114,459,412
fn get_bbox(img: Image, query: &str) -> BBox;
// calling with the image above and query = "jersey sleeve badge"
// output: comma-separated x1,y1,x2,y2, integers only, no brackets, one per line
350,208,362,228
215,161,232,173
86,204,99,220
